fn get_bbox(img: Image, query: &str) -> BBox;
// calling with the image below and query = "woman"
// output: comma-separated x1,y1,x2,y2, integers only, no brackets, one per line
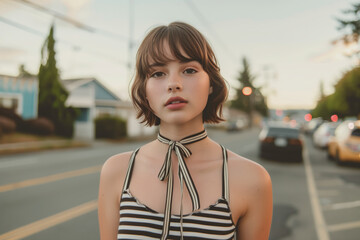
98,21,272,240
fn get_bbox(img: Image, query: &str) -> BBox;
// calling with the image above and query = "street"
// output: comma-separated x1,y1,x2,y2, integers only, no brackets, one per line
0,128,359,240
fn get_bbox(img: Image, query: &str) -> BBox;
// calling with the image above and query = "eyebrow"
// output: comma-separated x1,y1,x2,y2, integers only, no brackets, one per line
149,59,197,68
149,62,166,68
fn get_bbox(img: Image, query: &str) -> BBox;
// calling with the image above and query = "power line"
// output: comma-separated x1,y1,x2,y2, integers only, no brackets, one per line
0,15,128,66
0,16,44,36
184,0,237,61
10,0,128,42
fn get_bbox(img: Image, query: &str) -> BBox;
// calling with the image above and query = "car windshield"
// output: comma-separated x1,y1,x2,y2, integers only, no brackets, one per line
267,127,299,138
351,129,360,137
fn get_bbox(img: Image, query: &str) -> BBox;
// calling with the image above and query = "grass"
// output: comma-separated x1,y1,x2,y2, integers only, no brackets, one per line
0,132,65,144
0,132,90,155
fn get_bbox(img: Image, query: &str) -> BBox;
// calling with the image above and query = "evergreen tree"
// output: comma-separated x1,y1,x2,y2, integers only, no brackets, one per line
18,64,34,77
336,3,360,60
319,80,326,100
38,24,77,137
230,57,268,116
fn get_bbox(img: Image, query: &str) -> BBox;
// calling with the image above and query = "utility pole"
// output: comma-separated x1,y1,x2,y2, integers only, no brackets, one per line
127,0,134,82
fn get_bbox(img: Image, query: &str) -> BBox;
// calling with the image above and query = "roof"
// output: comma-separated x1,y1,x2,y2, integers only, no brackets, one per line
62,77,121,101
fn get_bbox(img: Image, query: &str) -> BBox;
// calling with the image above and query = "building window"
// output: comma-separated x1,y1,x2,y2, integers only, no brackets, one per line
0,97,19,112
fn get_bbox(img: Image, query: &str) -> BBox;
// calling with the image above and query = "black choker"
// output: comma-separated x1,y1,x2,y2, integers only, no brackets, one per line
157,130,207,240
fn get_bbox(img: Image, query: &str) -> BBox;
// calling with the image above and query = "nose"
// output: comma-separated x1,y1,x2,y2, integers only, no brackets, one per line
167,73,182,92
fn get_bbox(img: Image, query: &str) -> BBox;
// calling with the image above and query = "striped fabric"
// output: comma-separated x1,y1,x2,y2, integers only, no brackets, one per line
157,130,208,239
118,145,236,239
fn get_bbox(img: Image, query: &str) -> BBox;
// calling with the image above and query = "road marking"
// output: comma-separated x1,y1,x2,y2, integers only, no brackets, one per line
323,200,360,211
0,165,102,193
0,200,97,240
328,220,360,232
303,145,330,240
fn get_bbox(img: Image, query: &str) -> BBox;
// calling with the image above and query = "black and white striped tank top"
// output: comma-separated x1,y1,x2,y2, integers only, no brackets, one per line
118,145,236,239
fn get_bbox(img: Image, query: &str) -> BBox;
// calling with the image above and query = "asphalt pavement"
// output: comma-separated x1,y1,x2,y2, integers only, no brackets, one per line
0,127,359,240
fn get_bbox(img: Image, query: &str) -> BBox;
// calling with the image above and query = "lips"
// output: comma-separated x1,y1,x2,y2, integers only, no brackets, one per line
165,96,188,106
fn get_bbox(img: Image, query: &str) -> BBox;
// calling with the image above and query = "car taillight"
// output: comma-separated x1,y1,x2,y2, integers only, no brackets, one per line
289,139,302,145
345,141,360,152
262,137,274,143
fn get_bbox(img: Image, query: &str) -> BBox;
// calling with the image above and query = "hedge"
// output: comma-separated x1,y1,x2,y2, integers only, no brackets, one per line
95,115,127,139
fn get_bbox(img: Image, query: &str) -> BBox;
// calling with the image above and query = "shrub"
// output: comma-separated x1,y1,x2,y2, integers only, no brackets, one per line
0,116,16,133
0,107,23,127
21,117,55,135
95,115,127,139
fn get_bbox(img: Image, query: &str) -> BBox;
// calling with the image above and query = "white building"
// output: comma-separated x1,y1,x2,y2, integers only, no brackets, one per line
62,77,155,140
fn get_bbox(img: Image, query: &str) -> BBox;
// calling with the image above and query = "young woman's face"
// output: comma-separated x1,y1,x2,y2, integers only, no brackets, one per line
145,43,211,126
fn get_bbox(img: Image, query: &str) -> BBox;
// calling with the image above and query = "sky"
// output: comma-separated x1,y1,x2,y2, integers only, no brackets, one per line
0,0,358,110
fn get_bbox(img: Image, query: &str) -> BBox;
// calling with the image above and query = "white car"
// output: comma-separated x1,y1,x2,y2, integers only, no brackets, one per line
312,122,339,148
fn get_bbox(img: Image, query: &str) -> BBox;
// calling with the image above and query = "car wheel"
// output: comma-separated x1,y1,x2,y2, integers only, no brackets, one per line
335,150,343,165
327,150,333,160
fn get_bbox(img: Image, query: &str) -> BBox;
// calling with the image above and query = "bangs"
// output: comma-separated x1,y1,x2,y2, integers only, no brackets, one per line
132,22,227,126
137,23,209,78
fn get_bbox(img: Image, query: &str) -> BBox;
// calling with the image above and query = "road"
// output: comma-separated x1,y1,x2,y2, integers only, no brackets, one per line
0,128,359,240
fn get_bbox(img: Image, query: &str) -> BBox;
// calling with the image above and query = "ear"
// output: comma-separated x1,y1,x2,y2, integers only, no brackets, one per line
209,86,213,94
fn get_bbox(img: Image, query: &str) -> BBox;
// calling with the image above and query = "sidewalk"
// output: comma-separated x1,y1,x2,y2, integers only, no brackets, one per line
0,139,90,156
0,133,157,156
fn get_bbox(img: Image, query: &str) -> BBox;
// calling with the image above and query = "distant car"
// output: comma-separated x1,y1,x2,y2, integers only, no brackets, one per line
328,120,360,164
226,118,248,131
312,122,339,148
259,123,303,162
304,118,323,135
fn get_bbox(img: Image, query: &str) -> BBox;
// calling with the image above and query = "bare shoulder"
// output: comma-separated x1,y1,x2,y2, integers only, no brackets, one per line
100,151,133,180
226,149,272,225
227,149,272,193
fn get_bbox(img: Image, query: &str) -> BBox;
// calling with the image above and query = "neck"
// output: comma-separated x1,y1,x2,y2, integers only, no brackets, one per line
159,122,205,141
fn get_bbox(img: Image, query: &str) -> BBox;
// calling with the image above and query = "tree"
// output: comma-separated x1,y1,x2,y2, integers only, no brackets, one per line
312,67,360,119
18,64,34,77
318,80,326,101
230,57,268,117
38,24,77,137
336,3,360,60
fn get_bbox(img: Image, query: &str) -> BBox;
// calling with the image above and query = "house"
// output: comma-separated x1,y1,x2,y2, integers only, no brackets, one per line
0,74,38,119
62,77,155,140
0,74,155,139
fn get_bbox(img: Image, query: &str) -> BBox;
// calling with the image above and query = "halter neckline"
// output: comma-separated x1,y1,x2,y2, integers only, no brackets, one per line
157,129,207,239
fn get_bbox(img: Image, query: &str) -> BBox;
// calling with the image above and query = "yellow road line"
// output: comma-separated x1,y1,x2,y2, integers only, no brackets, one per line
0,200,98,240
0,165,102,193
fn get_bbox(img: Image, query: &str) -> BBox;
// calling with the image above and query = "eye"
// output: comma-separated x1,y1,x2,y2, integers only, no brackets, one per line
184,68,197,74
150,71,165,78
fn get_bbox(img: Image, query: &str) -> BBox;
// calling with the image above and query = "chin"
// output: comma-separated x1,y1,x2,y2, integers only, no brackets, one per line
163,114,203,126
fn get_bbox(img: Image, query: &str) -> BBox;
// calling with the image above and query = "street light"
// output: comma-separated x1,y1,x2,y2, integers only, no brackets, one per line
242,86,252,96
242,86,254,128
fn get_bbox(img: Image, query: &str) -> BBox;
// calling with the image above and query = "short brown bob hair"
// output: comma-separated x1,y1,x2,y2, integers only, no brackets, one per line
131,21,228,126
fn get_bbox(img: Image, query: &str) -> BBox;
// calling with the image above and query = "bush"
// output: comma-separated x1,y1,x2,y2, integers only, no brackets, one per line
0,107,23,127
0,116,16,133
21,117,55,135
53,107,78,138
95,115,127,139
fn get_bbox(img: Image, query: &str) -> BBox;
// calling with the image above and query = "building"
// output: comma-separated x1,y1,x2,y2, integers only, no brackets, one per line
0,74,155,140
62,77,155,140
0,74,38,119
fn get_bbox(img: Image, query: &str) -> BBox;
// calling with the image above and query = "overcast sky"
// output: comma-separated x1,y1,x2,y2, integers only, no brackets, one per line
0,0,357,109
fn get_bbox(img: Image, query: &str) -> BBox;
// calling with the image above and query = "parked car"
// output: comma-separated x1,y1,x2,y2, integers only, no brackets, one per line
259,123,303,162
226,118,248,131
312,122,339,148
303,117,323,135
328,120,360,164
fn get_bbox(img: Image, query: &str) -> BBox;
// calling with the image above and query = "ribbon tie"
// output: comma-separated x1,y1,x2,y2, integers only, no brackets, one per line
157,130,207,239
